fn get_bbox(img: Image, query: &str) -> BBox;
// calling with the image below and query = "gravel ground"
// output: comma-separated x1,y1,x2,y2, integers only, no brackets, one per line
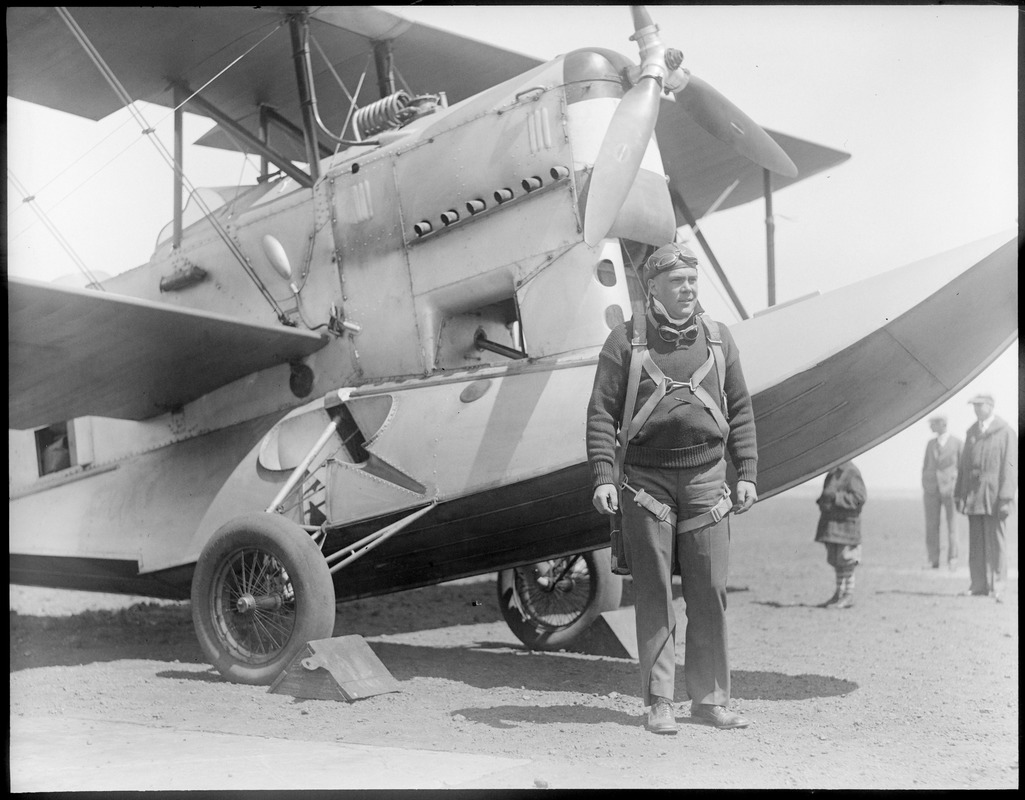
9,492,1019,789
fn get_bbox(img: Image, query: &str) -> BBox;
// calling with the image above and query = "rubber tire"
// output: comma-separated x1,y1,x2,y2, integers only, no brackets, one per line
497,548,623,651
191,513,336,685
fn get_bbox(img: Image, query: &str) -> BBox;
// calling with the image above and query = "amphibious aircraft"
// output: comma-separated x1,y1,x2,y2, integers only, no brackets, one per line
8,7,1017,685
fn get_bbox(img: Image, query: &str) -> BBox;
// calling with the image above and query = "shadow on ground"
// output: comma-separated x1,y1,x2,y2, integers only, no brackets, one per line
358,641,857,701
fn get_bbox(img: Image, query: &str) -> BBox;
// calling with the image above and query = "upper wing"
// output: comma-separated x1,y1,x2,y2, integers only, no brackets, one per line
8,277,327,429
6,6,542,162
655,98,851,220
8,6,847,197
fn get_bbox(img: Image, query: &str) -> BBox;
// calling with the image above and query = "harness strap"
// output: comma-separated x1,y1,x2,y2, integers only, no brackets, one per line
676,488,732,533
630,348,729,441
622,480,733,533
613,304,648,486
703,316,728,419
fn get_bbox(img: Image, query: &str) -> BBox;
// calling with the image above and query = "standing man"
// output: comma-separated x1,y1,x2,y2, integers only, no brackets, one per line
954,393,1017,600
921,414,962,570
586,242,758,734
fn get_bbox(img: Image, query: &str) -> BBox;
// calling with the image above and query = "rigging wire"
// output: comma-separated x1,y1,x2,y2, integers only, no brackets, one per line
55,6,291,324
166,22,285,118
9,107,139,205
392,65,413,96
310,32,356,106
10,20,282,222
9,19,283,247
8,126,151,246
8,169,106,290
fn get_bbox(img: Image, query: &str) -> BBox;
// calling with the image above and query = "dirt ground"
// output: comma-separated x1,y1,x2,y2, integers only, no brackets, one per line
9,492,1019,789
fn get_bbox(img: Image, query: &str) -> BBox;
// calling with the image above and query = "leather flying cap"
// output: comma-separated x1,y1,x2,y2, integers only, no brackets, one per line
645,243,699,281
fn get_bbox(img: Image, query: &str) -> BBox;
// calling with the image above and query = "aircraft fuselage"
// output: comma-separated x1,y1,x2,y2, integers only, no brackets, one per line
10,50,671,595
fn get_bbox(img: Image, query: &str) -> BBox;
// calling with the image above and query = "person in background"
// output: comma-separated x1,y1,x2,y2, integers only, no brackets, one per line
954,393,1017,601
815,460,867,609
921,414,962,570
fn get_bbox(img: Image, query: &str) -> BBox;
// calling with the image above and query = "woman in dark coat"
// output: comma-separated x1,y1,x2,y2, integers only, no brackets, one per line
815,461,867,608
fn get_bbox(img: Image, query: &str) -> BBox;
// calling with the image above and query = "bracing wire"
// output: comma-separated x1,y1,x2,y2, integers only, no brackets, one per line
166,22,285,118
8,127,150,246
9,20,282,215
8,169,106,290
55,6,291,323
310,33,356,105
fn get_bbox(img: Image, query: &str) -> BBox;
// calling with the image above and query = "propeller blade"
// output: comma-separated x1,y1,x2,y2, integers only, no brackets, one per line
631,5,655,31
583,77,662,246
677,75,798,177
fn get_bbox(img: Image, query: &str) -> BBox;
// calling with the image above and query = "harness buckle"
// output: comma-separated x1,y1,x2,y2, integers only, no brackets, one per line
709,489,731,523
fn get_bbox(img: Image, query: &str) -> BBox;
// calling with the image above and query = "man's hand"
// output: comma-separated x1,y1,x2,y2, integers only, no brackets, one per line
998,500,1012,520
664,47,684,71
955,499,965,514
592,484,619,515
733,480,757,514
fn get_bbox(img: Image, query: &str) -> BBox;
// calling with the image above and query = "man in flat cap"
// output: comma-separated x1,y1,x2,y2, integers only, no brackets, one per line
954,393,1017,600
586,242,758,734
921,414,962,570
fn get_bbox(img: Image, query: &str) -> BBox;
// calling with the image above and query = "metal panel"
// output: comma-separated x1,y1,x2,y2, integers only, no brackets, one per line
320,361,598,526
327,159,426,379
396,85,574,255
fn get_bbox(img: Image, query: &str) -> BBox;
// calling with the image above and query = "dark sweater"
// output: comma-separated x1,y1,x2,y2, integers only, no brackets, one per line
586,313,758,488
814,461,866,545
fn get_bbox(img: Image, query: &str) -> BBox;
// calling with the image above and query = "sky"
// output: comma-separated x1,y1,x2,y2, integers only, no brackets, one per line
6,5,1018,491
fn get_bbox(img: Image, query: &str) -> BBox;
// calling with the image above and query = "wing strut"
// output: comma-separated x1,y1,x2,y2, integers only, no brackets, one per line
289,13,380,154
373,40,397,98
671,189,749,320
764,169,777,307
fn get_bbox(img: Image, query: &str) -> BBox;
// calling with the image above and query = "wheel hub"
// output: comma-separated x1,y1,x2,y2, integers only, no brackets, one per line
234,592,284,613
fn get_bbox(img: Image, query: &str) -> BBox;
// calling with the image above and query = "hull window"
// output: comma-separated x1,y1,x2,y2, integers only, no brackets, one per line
35,423,70,476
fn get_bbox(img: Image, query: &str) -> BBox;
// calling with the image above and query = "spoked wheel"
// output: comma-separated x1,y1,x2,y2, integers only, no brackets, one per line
497,548,623,650
191,513,336,685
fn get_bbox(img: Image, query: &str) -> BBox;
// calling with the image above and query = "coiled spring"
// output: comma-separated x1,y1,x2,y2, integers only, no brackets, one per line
353,91,411,139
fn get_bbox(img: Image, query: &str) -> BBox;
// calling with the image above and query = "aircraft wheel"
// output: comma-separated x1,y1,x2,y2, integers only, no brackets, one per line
191,513,336,685
497,548,623,651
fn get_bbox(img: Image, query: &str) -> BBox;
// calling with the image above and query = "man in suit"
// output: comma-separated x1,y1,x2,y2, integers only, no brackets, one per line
954,393,1017,601
921,414,962,570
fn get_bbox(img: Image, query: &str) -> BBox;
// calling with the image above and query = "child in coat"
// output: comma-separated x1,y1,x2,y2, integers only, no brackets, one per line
815,461,867,608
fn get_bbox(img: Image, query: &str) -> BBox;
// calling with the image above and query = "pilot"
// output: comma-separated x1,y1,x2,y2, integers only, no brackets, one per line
586,242,758,734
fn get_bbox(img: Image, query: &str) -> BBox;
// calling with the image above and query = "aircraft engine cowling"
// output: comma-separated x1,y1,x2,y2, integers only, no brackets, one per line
562,49,676,247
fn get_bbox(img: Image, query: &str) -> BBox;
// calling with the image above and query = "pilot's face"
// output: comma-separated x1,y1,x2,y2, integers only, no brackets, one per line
649,266,699,320
929,418,946,434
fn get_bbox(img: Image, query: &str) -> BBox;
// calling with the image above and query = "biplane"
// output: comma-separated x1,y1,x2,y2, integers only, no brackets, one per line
8,6,1017,685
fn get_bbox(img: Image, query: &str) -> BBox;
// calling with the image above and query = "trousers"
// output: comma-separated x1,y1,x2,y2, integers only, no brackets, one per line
923,491,959,565
622,459,730,708
967,514,1007,594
